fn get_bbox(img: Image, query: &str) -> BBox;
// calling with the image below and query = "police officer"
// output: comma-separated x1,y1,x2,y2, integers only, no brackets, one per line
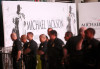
47,30,64,69
83,28,100,69
62,31,73,69
11,33,22,69
38,34,48,69
23,32,38,69
21,35,28,69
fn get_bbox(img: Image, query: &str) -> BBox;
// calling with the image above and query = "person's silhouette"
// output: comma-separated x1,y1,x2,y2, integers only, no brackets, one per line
12,5,25,40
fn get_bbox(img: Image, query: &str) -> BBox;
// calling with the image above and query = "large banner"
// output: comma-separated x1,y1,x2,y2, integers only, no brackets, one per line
2,1,77,47
79,2,100,40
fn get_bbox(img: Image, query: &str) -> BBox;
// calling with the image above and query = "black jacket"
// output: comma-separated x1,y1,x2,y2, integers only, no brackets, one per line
47,38,64,61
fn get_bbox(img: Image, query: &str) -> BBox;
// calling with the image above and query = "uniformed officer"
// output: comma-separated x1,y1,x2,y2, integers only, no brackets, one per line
38,34,48,69
64,31,73,41
47,30,64,69
76,28,100,69
23,32,38,69
62,31,73,69
83,28,100,69
65,27,87,69
11,33,22,69
21,35,28,69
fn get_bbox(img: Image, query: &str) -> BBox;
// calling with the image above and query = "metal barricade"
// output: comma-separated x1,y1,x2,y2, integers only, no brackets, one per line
1,47,41,69
1,47,13,69
2,53,13,69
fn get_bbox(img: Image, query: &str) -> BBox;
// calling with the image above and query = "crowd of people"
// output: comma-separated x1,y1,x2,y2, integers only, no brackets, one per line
10,27,100,69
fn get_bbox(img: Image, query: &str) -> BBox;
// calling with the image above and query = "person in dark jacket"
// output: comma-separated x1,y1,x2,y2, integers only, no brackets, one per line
38,34,48,69
21,35,29,69
65,27,87,69
76,28,100,69
62,31,73,69
23,32,38,69
47,30,64,69
83,28,100,69
11,33,22,69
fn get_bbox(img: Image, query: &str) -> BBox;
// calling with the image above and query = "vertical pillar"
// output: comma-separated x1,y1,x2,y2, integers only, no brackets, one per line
73,0,83,33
